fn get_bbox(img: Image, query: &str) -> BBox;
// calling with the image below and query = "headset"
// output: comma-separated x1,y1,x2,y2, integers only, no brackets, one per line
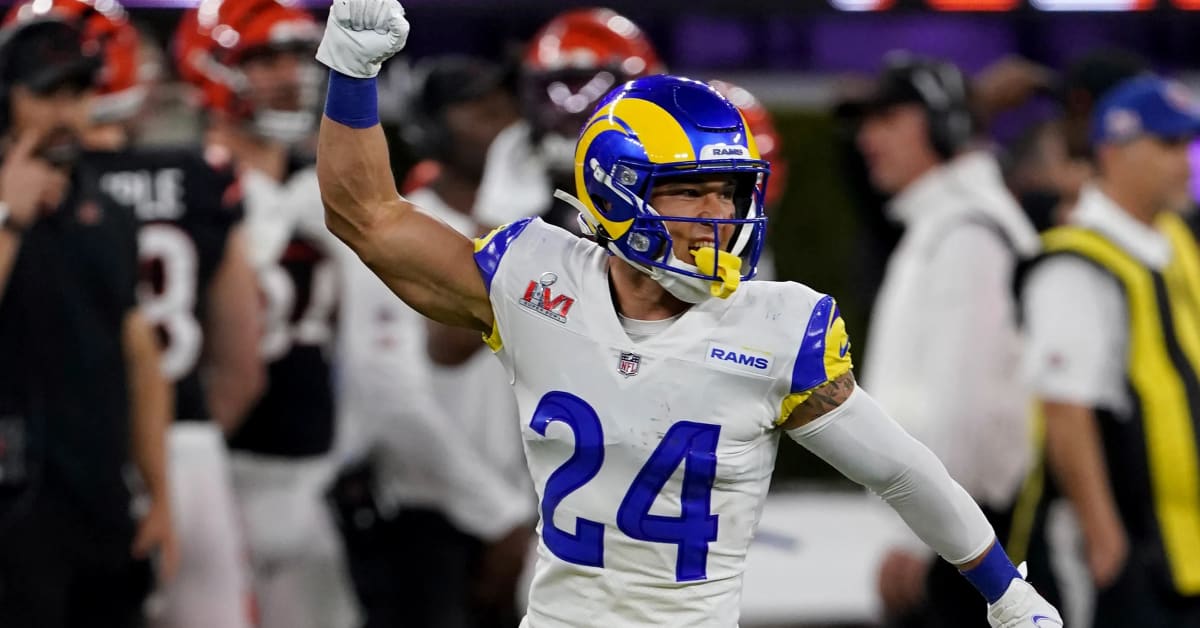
884,52,975,159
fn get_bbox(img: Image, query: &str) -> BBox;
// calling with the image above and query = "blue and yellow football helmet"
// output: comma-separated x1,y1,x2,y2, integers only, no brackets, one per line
564,74,771,300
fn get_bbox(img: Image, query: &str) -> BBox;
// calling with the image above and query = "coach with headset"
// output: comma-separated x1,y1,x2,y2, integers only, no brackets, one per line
847,53,1046,627
0,17,174,628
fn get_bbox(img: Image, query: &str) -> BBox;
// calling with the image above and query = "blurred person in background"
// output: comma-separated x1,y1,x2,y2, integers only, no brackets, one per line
1022,75,1200,628
174,2,361,627
0,15,175,628
964,57,1088,231
332,54,535,628
402,55,535,627
1003,120,1090,232
836,55,1058,329
1059,50,1151,166
472,7,663,232
1000,51,1150,626
1006,49,1148,233
4,1,264,626
708,79,788,281
852,53,1044,628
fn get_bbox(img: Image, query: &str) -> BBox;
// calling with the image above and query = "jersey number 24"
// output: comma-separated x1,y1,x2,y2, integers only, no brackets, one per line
531,391,719,582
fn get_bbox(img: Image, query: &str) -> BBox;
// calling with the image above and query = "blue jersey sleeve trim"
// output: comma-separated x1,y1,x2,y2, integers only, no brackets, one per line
473,217,535,293
790,294,834,394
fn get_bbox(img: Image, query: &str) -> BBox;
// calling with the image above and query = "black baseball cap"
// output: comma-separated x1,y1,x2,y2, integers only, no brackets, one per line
836,53,969,119
2,20,100,94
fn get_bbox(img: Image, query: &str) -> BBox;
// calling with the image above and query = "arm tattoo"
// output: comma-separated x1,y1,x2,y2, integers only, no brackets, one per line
785,371,857,428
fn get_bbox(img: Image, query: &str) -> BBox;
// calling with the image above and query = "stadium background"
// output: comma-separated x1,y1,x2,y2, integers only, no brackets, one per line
9,1,1195,624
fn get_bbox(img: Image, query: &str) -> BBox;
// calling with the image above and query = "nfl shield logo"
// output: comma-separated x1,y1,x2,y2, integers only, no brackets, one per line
617,352,641,378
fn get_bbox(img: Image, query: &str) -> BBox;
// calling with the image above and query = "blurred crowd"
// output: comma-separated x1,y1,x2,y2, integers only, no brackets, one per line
0,1,1199,628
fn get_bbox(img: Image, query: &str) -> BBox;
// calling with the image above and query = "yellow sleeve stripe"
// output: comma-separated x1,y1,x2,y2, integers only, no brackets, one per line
776,390,814,426
482,318,502,352
776,298,854,425
823,311,854,382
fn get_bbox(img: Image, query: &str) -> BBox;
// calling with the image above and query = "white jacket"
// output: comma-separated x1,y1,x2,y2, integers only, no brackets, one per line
862,151,1039,510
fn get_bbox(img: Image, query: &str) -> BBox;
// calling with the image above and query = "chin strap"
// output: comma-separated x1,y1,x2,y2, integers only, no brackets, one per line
555,189,598,236
556,187,743,302
692,246,741,299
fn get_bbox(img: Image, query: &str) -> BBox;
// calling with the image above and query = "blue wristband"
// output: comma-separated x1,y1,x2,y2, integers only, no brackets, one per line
324,70,379,128
961,543,1022,604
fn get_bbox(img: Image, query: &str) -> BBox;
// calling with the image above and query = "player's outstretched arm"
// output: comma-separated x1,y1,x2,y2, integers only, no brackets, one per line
315,0,492,332
781,374,1062,627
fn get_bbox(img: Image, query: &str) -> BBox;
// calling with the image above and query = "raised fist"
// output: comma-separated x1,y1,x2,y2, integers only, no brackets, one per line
315,0,409,78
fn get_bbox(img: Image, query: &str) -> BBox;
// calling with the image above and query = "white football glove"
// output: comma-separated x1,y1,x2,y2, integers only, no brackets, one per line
986,564,1064,628
315,0,409,78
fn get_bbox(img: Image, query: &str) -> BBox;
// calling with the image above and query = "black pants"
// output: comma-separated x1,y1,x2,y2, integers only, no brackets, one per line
330,462,520,628
340,505,522,628
0,490,151,628
1093,548,1200,628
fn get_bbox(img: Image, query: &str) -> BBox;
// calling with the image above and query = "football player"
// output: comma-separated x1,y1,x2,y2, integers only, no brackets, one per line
173,3,361,627
473,7,663,233
315,2,1064,627
0,13,171,627
4,1,263,626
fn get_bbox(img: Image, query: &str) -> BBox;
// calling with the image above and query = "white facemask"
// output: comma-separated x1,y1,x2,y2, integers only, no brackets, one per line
246,59,323,145
252,109,316,145
91,86,148,124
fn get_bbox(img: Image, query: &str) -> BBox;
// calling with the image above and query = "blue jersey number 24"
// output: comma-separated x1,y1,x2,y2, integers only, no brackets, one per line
529,390,720,582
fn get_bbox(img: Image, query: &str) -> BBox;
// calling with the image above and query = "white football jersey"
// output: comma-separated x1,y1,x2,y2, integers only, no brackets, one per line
475,218,852,627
